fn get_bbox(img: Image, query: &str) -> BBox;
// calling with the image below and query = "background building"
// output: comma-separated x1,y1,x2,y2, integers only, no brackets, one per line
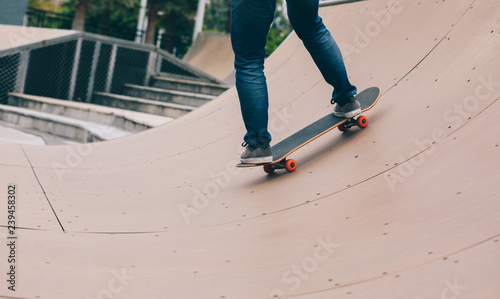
0,0,29,26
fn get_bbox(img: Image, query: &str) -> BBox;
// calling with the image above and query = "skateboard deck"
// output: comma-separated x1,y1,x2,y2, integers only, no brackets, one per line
236,87,381,173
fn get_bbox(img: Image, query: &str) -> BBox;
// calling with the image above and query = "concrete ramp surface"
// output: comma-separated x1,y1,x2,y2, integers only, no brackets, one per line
0,25,77,51
183,32,236,85
1,0,499,298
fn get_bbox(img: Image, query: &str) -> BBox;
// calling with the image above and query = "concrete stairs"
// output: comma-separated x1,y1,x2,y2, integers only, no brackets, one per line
0,74,228,144
97,75,228,118
93,92,195,118
122,84,215,108
151,76,228,96
90,75,228,118
1,93,171,143
0,104,130,143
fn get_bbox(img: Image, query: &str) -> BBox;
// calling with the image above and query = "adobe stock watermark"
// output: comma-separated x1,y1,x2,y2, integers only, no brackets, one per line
441,278,467,299
51,143,94,182
7,26,40,48
87,268,134,299
385,73,500,192
340,0,403,64
269,106,296,134
178,159,242,224
50,116,128,182
178,106,296,225
270,235,340,298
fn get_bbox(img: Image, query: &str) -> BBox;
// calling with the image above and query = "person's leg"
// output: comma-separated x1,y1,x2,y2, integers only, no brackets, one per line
231,0,276,148
286,0,357,106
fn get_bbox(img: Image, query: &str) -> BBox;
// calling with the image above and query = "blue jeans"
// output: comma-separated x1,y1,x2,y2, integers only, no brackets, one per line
231,0,357,147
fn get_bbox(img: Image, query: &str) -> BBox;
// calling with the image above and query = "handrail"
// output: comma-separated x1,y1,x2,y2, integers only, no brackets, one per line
0,31,221,84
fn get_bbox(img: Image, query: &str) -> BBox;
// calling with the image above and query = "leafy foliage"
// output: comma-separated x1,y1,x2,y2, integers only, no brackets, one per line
28,0,59,12
27,0,289,56
203,0,231,33
265,1,291,56
155,0,198,55
203,0,291,56
59,0,140,40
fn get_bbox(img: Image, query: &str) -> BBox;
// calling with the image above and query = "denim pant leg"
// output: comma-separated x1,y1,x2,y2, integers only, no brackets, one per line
231,0,275,147
287,0,357,105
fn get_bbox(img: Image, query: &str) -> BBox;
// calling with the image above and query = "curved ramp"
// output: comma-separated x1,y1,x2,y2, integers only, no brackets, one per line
0,25,77,51
184,32,236,85
1,0,499,298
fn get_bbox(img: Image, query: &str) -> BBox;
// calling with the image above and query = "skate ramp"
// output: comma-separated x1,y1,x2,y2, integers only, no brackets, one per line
1,0,499,298
0,25,78,51
184,32,235,85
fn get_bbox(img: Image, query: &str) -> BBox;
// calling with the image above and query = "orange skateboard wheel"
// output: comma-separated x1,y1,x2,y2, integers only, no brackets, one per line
357,116,368,128
285,159,297,172
263,164,275,174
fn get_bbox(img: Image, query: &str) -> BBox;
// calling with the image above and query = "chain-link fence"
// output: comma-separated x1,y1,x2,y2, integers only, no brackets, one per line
0,31,220,105
0,53,21,104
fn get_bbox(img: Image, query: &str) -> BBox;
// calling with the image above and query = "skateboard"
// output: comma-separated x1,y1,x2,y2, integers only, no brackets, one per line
236,87,381,173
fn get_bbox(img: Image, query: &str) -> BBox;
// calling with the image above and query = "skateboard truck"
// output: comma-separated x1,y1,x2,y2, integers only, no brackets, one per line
338,115,368,132
263,159,297,174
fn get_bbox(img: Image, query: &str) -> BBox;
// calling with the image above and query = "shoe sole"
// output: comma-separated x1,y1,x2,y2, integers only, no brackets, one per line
333,108,362,119
241,156,274,164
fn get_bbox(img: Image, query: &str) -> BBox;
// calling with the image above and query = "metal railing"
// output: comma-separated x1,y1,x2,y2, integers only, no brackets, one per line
0,31,221,105
24,8,192,54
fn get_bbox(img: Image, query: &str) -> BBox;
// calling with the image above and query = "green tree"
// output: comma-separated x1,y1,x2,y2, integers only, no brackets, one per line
203,0,291,56
28,0,59,11
203,0,230,33
265,0,291,56
86,0,139,38
60,0,140,40
57,0,196,53
145,0,197,46
89,0,137,36
27,0,72,29
72,0,91,31
144,0,163,44
157,0,197,53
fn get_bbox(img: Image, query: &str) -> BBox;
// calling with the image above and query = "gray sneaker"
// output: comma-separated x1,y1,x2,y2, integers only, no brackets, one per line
240,144,273,164
333,98,361,118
